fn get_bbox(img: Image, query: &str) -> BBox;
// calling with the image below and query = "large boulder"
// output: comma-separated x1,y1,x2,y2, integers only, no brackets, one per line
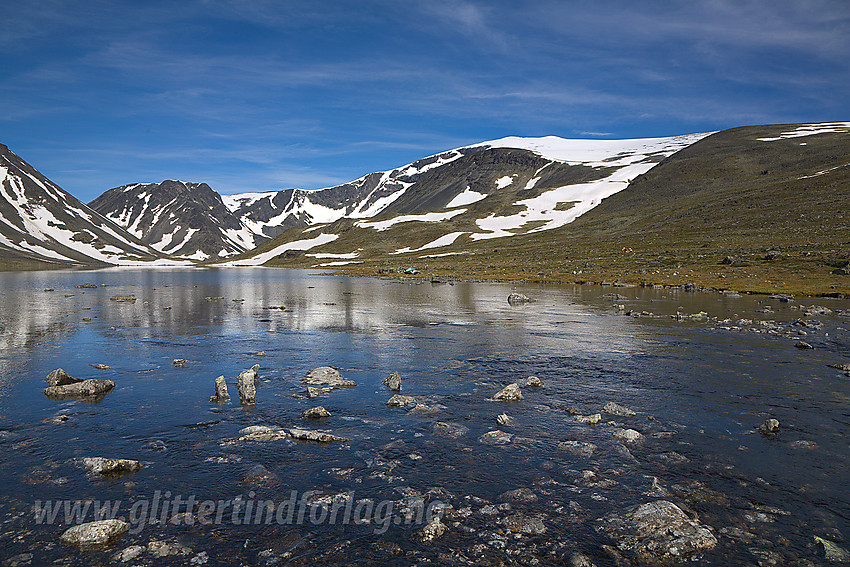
209,375,230,403
597,500,717,563
237,365,259,405
59,519,129,547
303,367,357,387
383,371,402,391
387,394,417,407
491,383,522,401
45,379,114,400
45,368,82,387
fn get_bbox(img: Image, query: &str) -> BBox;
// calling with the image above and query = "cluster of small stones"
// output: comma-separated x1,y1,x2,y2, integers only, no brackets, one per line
29,304,841,567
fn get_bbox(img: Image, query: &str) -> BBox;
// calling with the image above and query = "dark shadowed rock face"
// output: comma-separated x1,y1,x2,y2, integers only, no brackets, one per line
89,180,267,260
0,145,162,265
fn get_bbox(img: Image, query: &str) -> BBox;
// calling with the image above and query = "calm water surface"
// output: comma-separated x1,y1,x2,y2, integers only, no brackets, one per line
0,268,848,565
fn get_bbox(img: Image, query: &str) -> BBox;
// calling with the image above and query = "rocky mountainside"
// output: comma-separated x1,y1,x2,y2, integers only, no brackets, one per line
216,133,710,266
0,143,165,267
89,180,266,260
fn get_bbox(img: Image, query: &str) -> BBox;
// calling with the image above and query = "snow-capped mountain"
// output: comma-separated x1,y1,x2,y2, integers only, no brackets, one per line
0,143,167,266
219,132,712,265
89,180,268,260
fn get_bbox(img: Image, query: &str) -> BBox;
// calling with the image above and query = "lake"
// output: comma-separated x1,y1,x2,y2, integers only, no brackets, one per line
0,268,848,565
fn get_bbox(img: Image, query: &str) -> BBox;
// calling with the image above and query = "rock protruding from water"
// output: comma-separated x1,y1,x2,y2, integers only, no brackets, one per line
497,413,511,426
507,292,532,305
491,383,522,401
387,394,417,407
60,519,129,547
46,368,82,387
828,362,850,372
307,386,335,398
288,428,348,443
604,401,636,417
521,376,543,387
757,418,780,436
383,371,402,391
302,406,331,419
209,376,230,403
81,457,142,477
237,425,290,442
574,413,602,426
45,379,115,401
237,364,259,405
303,367,357,387
597,500,717,563
612,428,643,445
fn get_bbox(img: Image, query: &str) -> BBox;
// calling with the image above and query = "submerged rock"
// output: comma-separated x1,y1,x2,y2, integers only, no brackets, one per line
303,366,357,387
757,418,780,436
60,519,129,547
302,406,331,419
507,292,532,305
814,535,850,563
387,394,417,407
558,440,597,457
479,430,514,445
432,421,469,439
112,545,145,562
568,552,597,567
45,368,81,387
237,364,259,405
417,518,447,542
383,371,402,391
209,375,230,403
503,513,546,534
597,500,717,563
81,457,142,476
499,487,538,503
45,379,114,400
147,540,193,558
491,383,523,401
604,402,636,417
241,465,280,488
288,428,348,443
795,341,814,350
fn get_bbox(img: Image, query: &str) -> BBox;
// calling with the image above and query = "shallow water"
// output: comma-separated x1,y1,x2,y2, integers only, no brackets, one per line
0,268,848,565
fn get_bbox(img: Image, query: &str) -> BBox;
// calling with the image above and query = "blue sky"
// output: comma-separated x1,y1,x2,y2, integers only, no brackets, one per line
2,0,849,201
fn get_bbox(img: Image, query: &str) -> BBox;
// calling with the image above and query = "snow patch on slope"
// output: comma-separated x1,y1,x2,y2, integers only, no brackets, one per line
393,232,469,254
757,122,850,141
219,233,339,266
354,209,467,231
446,186,487,208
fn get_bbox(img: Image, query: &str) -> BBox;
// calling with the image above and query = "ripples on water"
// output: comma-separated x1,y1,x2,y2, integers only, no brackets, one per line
0,268,848,565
